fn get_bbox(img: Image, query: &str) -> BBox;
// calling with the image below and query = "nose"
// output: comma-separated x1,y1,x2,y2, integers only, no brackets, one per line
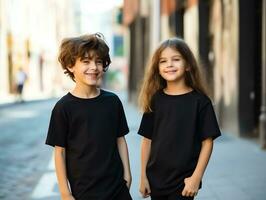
166,60,173,67
90,62,97,70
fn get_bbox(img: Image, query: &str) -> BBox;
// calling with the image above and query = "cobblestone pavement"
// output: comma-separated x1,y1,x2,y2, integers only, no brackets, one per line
0,100,57,200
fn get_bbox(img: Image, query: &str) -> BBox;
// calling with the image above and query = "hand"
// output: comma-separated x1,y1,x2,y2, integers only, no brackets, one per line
124,175,132,189
139,176,151,198
181,176,200,197
62,193,75,200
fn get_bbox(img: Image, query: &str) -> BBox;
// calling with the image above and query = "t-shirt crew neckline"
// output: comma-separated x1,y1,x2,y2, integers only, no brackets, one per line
68,89,102,101
161,89,195,97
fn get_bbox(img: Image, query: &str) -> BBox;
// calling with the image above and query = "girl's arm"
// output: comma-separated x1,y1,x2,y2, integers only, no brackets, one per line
140,137,151,198
182,137,213,197
54,146,75,200
117,136,132,189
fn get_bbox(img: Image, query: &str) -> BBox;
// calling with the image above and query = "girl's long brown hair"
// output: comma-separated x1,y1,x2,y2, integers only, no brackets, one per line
138,37,208,113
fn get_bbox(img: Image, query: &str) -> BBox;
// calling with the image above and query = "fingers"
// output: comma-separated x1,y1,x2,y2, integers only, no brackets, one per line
146,186,151,196
139,178,151,198
147,186,151,193
143,189,151,198
182,188,198,197
126,180,132,189
139,187,151,198
182,177,199,197
126,182,131,189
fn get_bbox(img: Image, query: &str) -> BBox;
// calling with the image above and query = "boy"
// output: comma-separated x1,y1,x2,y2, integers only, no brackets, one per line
45,33,132,200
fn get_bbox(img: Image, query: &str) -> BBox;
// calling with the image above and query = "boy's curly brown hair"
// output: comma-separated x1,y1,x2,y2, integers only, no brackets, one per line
58,33,111,81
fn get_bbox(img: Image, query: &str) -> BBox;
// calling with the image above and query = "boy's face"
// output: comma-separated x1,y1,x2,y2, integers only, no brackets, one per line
68,53,104,87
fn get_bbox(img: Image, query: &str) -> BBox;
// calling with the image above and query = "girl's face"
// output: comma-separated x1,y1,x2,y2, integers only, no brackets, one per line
68,53,104,87
158,47,189,83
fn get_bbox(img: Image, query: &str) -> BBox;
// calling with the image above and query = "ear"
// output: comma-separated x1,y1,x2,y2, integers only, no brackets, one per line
67,65,74,73
185,66,191,71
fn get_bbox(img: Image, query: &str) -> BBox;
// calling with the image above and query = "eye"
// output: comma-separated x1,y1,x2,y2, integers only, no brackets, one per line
96,61,103,66
96,59,102,63
173,58,180,61
159,60,166,64
83,60,90,64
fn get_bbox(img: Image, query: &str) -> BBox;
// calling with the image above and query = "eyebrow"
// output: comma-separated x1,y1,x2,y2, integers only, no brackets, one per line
81,55,101,60
159,55,182,59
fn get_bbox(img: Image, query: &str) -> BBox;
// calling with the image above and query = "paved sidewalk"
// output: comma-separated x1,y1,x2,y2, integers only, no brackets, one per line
0,91,64,108
198,134,266,200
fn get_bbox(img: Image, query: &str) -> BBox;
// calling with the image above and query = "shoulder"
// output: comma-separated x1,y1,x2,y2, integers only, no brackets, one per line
100,89,123,104
153,90,161,98
101,89,119,99
147,90,161,110
101,89,118,98
192,90,213,110
52,93,73,112
151,90,162,103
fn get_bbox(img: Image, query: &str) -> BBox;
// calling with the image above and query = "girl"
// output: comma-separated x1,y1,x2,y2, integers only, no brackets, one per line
138,37,221,200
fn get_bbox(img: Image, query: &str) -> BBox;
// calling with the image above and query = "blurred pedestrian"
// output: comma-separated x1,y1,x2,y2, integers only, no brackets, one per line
138,38,221,200
15,67,27,102
45,33,132,200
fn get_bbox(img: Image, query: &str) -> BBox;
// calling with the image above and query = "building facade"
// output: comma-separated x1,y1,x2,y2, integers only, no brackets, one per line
0,0,75,101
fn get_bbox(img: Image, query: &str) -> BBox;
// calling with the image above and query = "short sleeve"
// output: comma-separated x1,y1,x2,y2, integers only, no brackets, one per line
45,104,68,147
198,101,221,141
137,111,154,139
117,99,129,137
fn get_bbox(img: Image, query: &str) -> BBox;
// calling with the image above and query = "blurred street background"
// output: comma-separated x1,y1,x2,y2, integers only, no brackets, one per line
0,0,266,200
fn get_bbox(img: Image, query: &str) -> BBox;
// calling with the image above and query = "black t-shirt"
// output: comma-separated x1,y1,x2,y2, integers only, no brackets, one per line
45,89,129,200
138,90,221,196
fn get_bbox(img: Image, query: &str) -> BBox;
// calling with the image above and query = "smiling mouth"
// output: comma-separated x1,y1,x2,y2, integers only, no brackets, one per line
164,70,177,73
85,73,99,79
85,73,98,76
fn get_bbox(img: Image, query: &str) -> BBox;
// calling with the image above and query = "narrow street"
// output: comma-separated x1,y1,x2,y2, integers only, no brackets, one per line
1,0,266,200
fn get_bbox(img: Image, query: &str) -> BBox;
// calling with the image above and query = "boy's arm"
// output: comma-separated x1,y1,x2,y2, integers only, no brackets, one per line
182,137,213,197
117,136,132,189
54,146,75,200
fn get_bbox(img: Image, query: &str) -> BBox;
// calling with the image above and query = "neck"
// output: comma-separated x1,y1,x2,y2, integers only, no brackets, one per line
71,84,100,99
164,80,192,95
